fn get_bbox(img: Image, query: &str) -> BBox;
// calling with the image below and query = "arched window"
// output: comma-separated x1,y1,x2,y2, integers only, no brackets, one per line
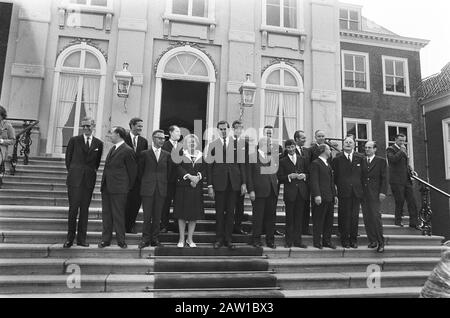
261,62,304,143
47,42,106,155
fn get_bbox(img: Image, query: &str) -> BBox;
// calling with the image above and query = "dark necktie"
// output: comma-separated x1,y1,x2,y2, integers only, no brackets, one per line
86,136,90,148
223,137,227,162
107,145,116,162
133,136,137,150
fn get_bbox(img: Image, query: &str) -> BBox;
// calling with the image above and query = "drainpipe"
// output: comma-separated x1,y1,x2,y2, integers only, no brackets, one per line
421,101,431,183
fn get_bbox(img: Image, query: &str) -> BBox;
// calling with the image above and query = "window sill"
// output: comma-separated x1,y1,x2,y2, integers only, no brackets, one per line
59,4,114,15
162,14,216,26
260,25,306,36
383,91,410,97
343,87,371,93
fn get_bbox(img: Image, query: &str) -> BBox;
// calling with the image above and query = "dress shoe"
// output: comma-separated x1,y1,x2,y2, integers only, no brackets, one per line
224,242,236,250
266,242,276,249
177,241,185,248
98,241,110,248
138,241,150,249
394,221,404,227
377,244,385,253
284,242,293,248
233,229,249,235
118,242,128,249
63,241,73,248
294,242,307,249
274,230,284,237
76,242,90,247
253,242,262,248
186,240,197,248
313,244,323,250
368,242,378,249
350,242,358,249
409,224,421,230
150,241,162,247
213,241,224,249
342,242,350,249
323,243,337,250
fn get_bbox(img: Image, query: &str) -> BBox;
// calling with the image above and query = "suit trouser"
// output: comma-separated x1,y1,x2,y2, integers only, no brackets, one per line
390,183,418,226
284,196,305,244
338,195,361,244
67,185,94,242
302,199,311,235
215,184,238,244
234,192,246,231
101,191,127,244
312,201,334,246
142,188,166,243
361,197,384,244
252,190,277,245
125,183,142,232
161,182,176,229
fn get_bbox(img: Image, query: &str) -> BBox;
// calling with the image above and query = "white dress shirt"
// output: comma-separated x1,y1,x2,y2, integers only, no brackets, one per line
83,134,92,148
319,156,329,167
152,145,161,161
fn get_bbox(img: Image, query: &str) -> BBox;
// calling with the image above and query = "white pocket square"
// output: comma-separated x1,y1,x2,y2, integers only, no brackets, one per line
94,148,99,151
357,164,361,167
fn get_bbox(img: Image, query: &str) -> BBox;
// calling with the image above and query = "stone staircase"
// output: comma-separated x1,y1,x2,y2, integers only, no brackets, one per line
0,157,445,298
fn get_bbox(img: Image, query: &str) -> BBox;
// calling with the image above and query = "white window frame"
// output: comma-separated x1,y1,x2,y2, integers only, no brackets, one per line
341,50,370,93
61,0,114,14
339,7,361,31
343,118,372,152
260,62,304,145
261,0,304,33
385,121,414,170
164,0,216,25
382,55,410,97
442,118,450,180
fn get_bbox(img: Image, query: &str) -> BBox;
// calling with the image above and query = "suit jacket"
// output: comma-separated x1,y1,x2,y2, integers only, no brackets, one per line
386,145,413,185
361,156,388,201
139,147,171,197
331,151,364,199
65,135,103,189
309,143,332,165
247,152,279,198
162,139,182,183
282,146,311,171
101,143,137,194
206,137,246,192
310,158,336,202
124,133,148,158
176,152,206,188
278,154,309,201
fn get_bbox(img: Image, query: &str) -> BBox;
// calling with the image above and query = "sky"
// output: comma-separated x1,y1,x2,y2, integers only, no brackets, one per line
341,0,450,79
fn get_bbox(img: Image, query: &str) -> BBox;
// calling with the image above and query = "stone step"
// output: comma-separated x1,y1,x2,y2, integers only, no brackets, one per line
0,243,443,259
268,257,439,273
0,274,154,294
281,287,422,298
0,217,422,236
275,271,430,290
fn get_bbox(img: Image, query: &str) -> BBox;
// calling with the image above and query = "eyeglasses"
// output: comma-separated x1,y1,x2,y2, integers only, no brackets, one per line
154,136,165,140
81,125,92,128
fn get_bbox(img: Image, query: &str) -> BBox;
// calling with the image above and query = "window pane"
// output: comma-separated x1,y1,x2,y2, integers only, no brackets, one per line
355,73,366,89
349,10,359,20
173,0,189,15
188,58,208,76
63,51,81,68
267,70,281,85
399,127,408,141
385,60,394,75
349,21,358,30
395,61,404,76
388,126,397,142
267,4,281,26
284,6,296,28
339,9,348,19
284,70,297,87
90,0,107,6
344,54,354,70
346,122,356,137
71,0,87,4
355,56,365,72
345,71,354,87
357,124,367,140
192,0,207,17
385,76,395,92
339,20,348,29
396,77,405,93
84,52,100,69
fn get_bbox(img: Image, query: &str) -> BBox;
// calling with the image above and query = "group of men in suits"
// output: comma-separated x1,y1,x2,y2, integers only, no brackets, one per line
63,116,419,253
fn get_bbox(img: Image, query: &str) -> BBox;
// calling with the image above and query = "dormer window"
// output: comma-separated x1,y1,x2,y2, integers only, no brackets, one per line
339,8,360,31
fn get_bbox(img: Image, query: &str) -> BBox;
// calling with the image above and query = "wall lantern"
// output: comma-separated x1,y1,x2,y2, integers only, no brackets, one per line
239,73,257,107
115,62,134,98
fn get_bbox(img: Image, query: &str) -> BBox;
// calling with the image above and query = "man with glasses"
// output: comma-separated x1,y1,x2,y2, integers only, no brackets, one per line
63,117,103,248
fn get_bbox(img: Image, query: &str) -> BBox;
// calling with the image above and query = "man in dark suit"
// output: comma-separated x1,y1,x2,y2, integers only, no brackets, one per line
161,125,181,233
362,141,388,253
294,130,312,236
124,118,148,233
386,133,419,229
207,121,247,249
232,120,250,235
248,138,279,249
99,126,137,249
310,144,337,249
138,130,172,248
309,130,327,163
63,117,103,248
331,136,364,248
278,139,308,248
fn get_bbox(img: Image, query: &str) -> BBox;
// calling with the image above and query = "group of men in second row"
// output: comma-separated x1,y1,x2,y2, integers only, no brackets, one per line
63,116,420,252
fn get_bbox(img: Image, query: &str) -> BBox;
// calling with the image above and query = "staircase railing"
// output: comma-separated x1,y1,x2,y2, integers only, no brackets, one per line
412,175,450,237
10,118,39,175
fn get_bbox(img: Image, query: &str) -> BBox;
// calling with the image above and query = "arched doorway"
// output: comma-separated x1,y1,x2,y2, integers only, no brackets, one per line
46,42,107,155
153,45,216,139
